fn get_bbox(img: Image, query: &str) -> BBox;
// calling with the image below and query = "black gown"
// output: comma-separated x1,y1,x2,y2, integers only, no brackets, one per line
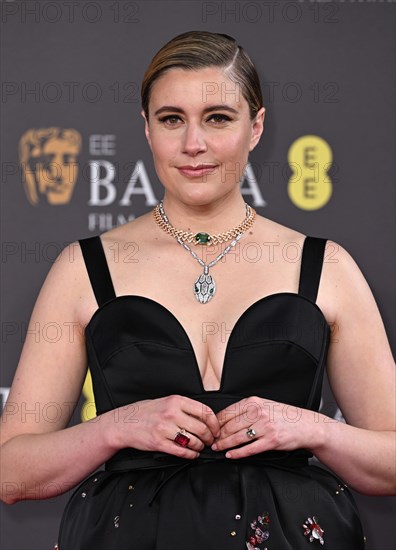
57,235,365,550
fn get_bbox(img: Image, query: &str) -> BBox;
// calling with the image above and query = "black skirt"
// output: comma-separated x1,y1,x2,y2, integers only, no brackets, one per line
58,450,365,550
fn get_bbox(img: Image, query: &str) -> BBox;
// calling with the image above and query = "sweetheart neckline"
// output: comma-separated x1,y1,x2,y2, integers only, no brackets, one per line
84,292,330,393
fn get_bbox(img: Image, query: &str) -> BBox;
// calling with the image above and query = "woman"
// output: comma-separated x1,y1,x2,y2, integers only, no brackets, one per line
1,31,394,549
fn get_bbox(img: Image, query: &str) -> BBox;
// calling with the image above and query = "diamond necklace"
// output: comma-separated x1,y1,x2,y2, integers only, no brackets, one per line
153,200,256,245
154,200,256,304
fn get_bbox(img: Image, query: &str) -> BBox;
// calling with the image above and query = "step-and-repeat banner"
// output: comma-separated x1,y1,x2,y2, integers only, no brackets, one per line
1,1,395,549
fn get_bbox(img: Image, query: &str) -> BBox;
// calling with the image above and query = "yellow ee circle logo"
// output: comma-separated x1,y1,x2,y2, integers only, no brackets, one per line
287,135,333,210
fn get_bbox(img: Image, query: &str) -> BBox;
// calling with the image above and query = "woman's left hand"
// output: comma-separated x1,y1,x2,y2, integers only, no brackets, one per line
212,396,326,459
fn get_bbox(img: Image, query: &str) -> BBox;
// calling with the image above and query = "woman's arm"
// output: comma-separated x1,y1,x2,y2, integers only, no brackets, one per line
309,240,396,494
0,242,118,503
213,241,395,495
1,242,220,504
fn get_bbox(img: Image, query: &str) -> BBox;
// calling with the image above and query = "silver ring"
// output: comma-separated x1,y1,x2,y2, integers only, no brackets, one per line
246,426,257,439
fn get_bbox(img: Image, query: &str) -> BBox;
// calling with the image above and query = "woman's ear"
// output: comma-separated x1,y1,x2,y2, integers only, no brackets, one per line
249,106,265,152
141,110,152,150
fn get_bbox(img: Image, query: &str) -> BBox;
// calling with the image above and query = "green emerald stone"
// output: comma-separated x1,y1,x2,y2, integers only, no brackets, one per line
195,232,211,244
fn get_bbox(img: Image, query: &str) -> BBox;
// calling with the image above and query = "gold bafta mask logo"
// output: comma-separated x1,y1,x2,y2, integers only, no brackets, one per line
19,128,82,205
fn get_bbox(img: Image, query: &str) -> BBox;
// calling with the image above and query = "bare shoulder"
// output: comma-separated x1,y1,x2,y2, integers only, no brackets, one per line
19,239,96,333
100,212,154,245
0,240,95,443
97,212,153,260
38,239,90,306
319,239,376,312
251,214,306,248
252,217,377,325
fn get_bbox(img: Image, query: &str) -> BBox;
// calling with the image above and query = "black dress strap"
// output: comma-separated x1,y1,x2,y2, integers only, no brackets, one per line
79,236,116,307
298,236,327,303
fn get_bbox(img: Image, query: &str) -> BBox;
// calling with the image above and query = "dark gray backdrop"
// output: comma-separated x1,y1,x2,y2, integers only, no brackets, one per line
1,1,395,549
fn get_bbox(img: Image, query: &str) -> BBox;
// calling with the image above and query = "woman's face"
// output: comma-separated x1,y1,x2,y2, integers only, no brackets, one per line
142,66,265,206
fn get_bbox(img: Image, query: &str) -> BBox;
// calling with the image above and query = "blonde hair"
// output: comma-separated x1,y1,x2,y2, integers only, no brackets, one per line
141,31,263,120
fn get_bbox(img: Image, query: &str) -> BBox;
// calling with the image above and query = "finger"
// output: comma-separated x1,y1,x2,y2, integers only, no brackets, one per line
176,397,220,444
160,396,219,438
214,415,245,438
215,403,240,428
215,400,252,429
182,417,217,446
161,438,201,460
216,397,268,428
224,439,266,460
171,428,205,452
213,414,251,439
169,428,209,452
182,399,221,438
212,425,260,451
138,423,201,458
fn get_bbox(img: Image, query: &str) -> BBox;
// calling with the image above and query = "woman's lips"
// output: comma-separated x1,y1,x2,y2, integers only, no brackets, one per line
177,165,218,178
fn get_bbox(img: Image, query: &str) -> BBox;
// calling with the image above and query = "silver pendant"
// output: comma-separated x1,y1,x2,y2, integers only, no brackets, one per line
194,267,216,304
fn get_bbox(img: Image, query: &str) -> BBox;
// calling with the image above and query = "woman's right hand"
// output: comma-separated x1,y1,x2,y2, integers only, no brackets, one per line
110,395,221,459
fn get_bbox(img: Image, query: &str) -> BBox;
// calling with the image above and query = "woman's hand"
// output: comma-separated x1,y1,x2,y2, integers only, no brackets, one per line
211,396,325,459
111,395,221,459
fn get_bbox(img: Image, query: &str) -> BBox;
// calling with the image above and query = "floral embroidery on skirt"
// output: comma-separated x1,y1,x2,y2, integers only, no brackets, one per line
246,512,270,550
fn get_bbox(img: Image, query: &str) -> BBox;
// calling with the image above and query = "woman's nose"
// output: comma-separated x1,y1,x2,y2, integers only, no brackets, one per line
181,124,207,155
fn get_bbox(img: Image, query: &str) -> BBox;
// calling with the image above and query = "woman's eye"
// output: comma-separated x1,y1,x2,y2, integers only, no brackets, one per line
158,115,182,125
208,114,231,124
158,113,231,126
